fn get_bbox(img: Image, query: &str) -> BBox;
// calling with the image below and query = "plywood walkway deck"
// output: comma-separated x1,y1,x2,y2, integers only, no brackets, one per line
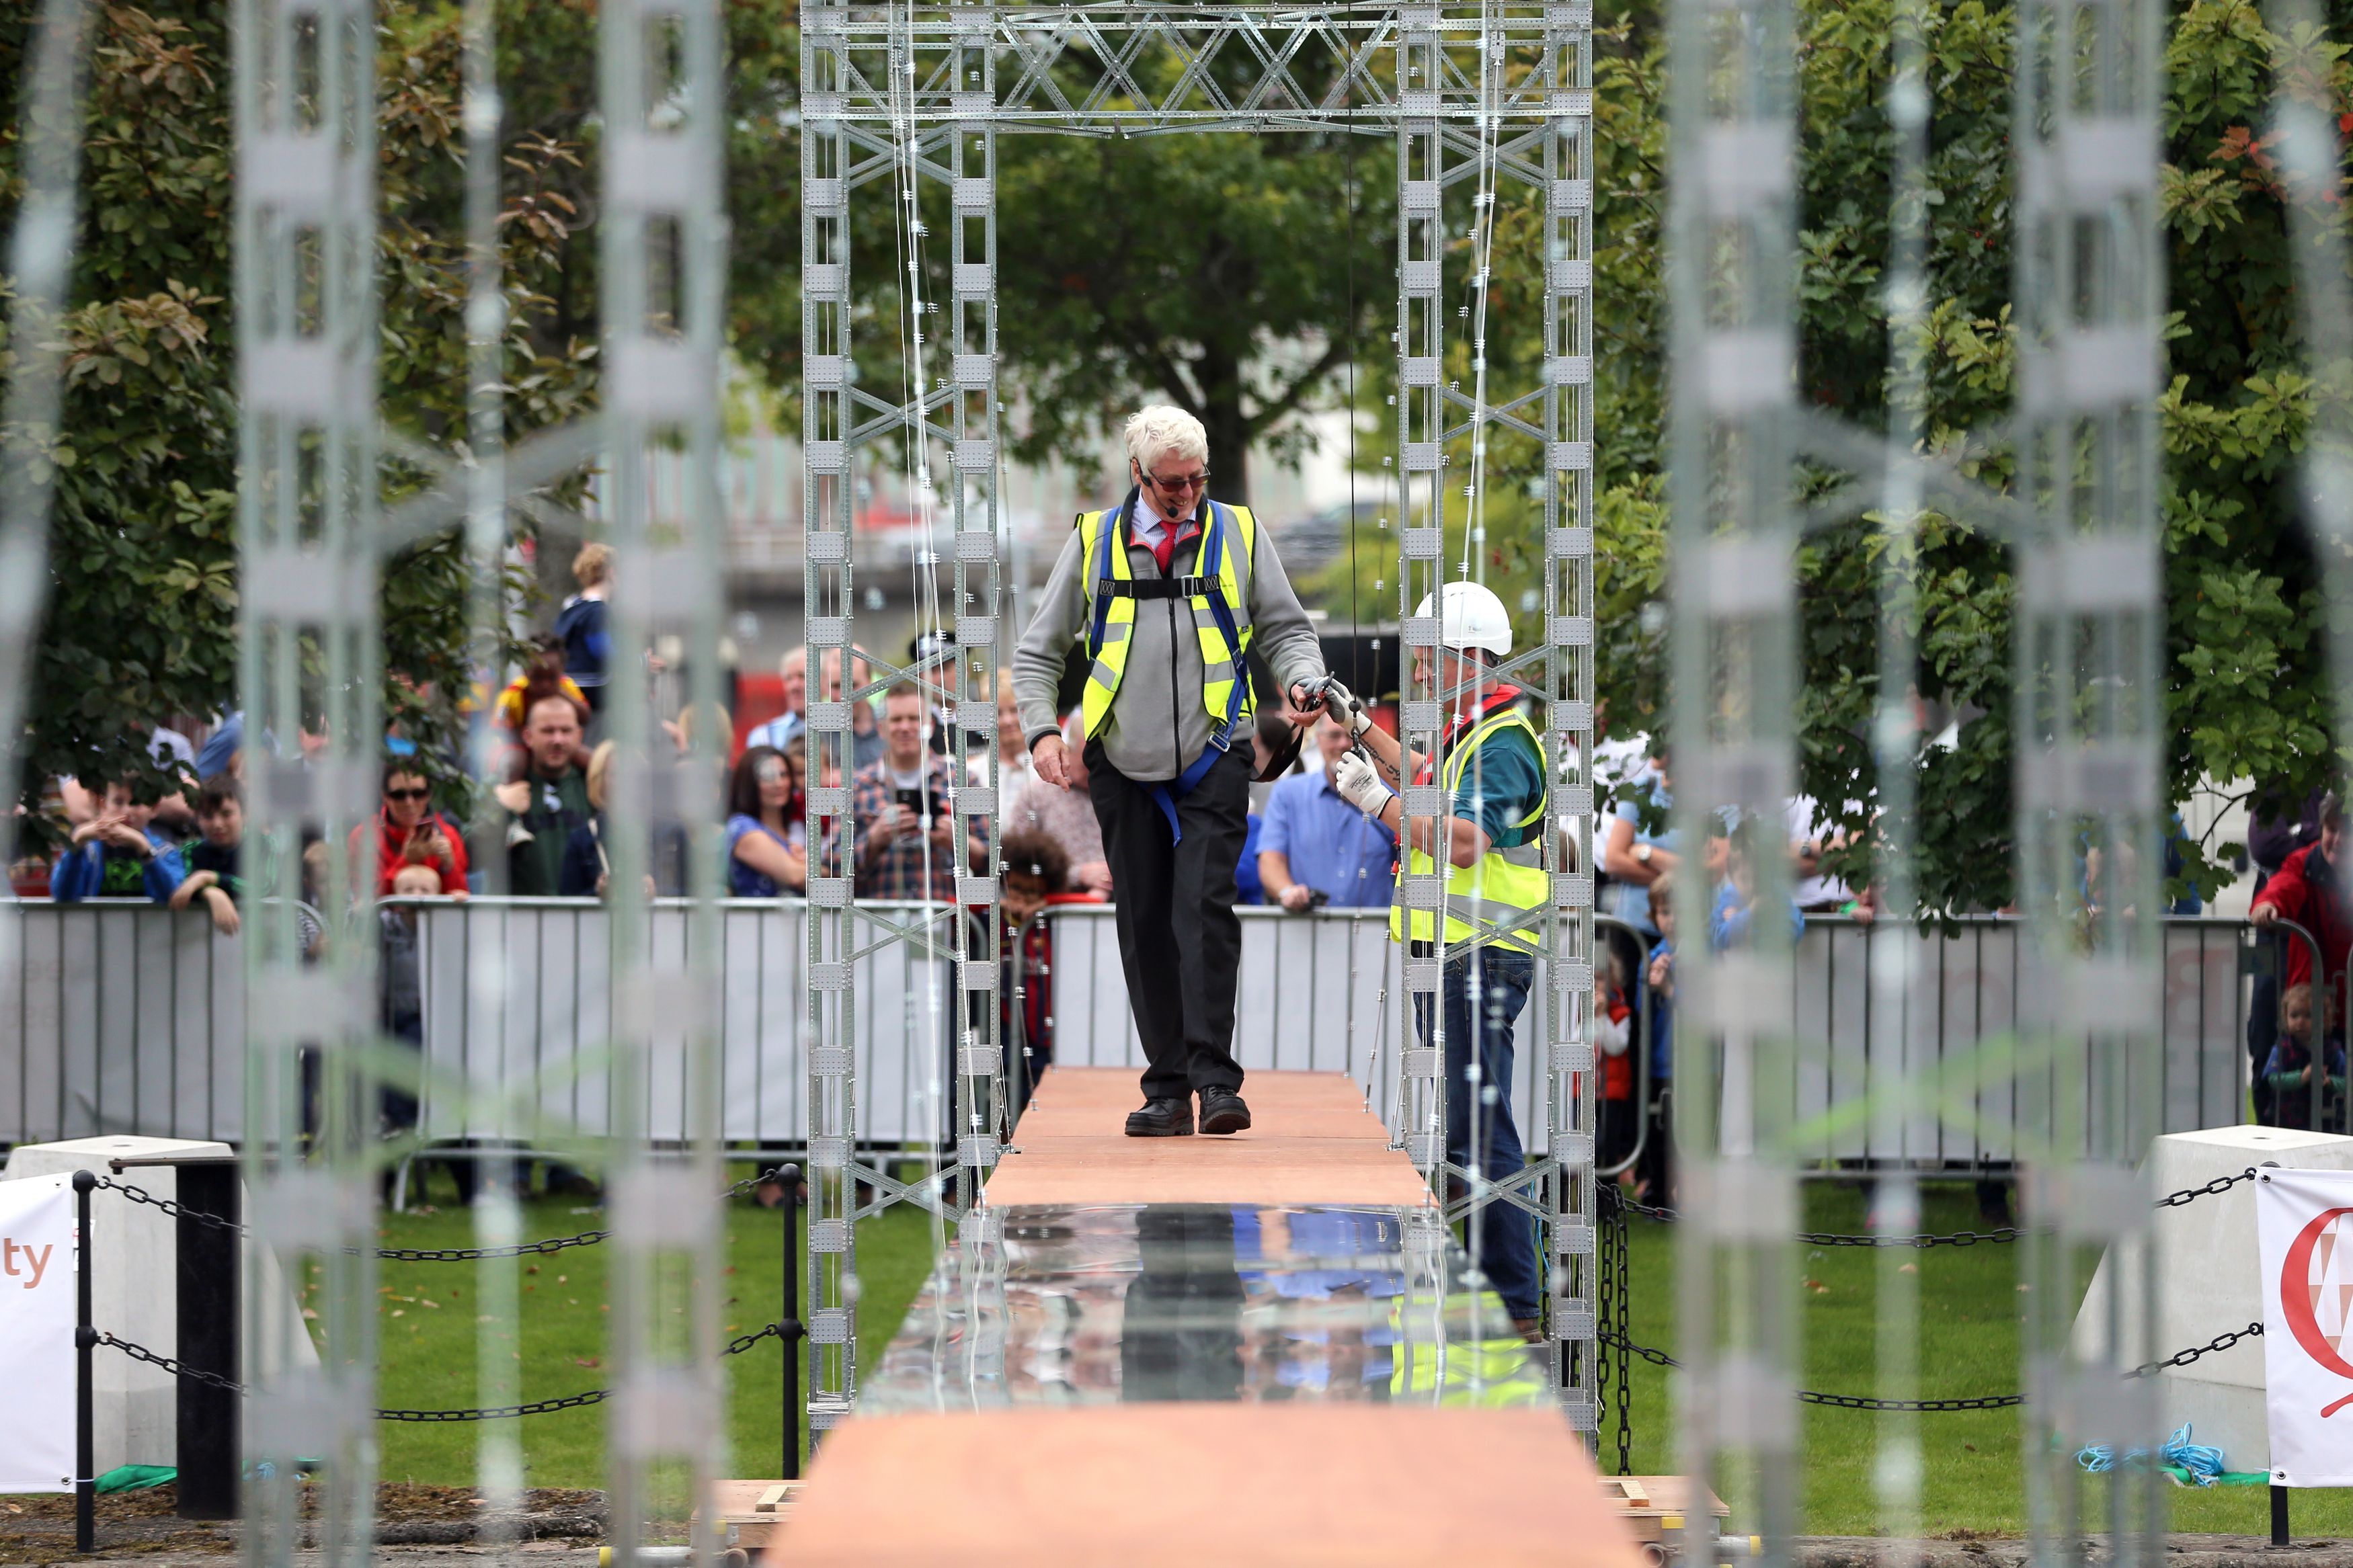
765,1067,1638,1568
980,1066,1435,1207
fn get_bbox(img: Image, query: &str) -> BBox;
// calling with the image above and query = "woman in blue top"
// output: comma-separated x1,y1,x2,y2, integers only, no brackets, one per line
725,745,805,897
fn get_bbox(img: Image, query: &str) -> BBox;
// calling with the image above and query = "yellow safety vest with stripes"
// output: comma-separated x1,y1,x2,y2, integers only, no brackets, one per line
1076,497,1259,743
1388,704,1550,954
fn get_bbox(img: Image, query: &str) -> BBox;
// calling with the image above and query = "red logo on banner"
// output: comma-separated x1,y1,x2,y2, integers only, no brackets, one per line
2281,1204,2353,1417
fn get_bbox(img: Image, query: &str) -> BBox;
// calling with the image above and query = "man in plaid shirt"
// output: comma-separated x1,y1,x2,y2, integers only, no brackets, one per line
852,682,984,900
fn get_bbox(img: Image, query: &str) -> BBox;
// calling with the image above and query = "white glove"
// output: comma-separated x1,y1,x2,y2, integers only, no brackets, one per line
1332,749,1392,816
1318,677,1372,739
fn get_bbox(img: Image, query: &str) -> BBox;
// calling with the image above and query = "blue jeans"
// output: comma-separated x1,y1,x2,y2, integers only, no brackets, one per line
1414,944,1540,1320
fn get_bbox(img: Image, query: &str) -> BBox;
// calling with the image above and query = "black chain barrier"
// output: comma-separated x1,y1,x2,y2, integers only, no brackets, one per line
91,1168,786,1262
93,1315,805,1421
1595,1315,2260,1410
89,1330,247,1396
1614,1166,2258,1243
2125,1321,2262,1378
1588,1171,2266,1431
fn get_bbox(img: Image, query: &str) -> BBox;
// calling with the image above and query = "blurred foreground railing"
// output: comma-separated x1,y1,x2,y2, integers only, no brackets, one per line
0,900,2261,1167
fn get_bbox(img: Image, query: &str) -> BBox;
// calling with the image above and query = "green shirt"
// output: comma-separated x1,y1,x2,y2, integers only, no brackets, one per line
1447,723,1546,848
509,766,592,896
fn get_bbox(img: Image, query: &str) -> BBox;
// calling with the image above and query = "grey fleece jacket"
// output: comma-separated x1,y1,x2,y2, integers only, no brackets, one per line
1011,496,1326,784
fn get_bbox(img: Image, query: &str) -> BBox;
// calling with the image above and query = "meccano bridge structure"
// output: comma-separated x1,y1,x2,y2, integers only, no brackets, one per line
0,0,2301,1557
795,0,1605,1441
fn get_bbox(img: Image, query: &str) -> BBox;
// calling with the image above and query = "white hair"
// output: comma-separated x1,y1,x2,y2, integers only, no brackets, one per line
1123,405,1209,473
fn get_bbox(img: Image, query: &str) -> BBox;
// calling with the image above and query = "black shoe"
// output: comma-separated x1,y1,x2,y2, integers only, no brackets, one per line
1197,1087,1252,1136
1125,1097,1194,1137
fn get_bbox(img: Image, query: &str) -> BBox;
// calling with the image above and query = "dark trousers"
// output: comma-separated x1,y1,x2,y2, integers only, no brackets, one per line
1087,740,1250,1102
1413,945,1541,1321
1119,1206,1244,1400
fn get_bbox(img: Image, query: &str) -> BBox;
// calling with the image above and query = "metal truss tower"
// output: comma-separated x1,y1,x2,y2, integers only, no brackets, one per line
231,0,385,1560
2009,0,2167,1562
798,0,1600,1432
1663,0,1802,1553
596,0,733,1553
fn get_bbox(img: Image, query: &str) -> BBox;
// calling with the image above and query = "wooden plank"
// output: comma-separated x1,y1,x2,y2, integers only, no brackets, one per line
986,1067,1433,1208
764,1405,1646,1568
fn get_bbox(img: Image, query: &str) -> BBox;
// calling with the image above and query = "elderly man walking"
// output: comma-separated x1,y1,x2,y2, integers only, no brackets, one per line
1013,406,1326,1136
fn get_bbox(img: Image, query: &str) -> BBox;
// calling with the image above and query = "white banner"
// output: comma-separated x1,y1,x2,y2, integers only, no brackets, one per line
2259,1167,2353,1485
0,1174,77,1492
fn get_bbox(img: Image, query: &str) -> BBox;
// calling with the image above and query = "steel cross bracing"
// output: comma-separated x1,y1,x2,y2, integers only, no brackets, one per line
801,3,1591,134
2009,0,2167,1564
799,0,1598,1436
231,0,385,1560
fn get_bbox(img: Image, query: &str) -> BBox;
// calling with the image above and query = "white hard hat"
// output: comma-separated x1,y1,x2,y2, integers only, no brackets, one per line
1412,581,1513,658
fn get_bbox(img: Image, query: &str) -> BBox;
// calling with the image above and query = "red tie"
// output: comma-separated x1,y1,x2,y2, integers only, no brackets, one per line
1143,513,1195,577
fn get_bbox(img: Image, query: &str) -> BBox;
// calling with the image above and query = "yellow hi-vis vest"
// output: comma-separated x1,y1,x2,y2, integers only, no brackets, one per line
1076,493,1259,747
1388,702,1549,954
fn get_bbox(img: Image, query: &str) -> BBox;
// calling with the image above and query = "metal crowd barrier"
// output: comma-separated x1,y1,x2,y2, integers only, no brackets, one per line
0,899,2264,1169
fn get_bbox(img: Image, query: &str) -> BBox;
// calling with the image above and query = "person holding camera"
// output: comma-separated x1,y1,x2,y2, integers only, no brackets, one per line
1011,405,1326,1137
1259,712,1396,912
852,681,984,900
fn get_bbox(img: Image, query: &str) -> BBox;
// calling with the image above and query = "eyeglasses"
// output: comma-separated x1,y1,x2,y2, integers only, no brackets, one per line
1142,468,1209,494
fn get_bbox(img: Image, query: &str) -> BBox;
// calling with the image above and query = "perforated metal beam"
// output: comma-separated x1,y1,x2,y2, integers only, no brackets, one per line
233,0,384,1559
1665,0,1802,1554
2010,1,2166,1563
597,0,731,1553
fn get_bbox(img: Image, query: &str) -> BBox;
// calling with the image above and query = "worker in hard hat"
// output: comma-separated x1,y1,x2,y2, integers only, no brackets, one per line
1011,405,1328,1138
1316,579,1549,1339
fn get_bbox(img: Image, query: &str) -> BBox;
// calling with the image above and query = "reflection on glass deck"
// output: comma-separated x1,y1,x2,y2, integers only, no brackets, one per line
863,1204,1552,1412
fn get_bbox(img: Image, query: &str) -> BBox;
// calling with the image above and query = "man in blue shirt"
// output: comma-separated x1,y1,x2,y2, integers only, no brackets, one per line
1257,715,1397,909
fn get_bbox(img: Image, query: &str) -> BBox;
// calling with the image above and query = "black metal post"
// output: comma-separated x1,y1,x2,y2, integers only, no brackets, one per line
776,1163,801,1480
2272,1483,2290,1546
175,1163,241,1519
73,1169,95,1556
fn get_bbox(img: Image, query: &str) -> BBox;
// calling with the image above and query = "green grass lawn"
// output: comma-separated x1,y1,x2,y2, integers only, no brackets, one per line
355,1167,2351,1538
362,1159,936,1489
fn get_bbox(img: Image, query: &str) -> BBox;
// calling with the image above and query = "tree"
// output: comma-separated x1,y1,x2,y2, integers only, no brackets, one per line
990,130,1394,500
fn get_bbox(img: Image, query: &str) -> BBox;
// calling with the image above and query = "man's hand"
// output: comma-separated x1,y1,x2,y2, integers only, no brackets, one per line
2249,901,2279,929
928,811,957,850
1311,677,1371,739
1333,749,1392,815
1074,860,1113,895
1279,682,1322,730
1277,882,1314,913
866,805,908,850
1033,734,1073,788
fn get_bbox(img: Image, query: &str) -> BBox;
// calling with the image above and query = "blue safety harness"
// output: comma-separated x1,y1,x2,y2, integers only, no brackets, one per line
1084,488,1248,844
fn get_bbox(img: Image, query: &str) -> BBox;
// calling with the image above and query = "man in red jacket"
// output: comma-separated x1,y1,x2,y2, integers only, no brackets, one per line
2251,792,2348,999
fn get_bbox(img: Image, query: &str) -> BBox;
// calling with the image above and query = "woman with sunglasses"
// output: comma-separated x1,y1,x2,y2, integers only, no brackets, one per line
725,744,807,898
349,759,471,901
